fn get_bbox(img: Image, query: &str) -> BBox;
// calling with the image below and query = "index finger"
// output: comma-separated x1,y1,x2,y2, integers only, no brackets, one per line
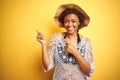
36,30,42,35
36,29,39,34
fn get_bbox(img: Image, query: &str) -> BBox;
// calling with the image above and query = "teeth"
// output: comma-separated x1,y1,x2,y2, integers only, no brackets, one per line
68,27,73,30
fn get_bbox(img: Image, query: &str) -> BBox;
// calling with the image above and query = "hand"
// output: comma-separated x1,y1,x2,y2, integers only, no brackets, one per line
36,30,47,45
63,38,77,55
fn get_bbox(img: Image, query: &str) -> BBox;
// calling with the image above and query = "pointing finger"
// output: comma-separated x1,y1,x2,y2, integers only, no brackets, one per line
36,29,39,34
35,30,43,35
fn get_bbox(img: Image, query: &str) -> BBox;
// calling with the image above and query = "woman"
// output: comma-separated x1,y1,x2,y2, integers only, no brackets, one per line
36,4,94,80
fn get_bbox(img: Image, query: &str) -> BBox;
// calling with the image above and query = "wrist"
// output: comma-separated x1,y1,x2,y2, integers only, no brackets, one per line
42,42,47,46
73,49,80,57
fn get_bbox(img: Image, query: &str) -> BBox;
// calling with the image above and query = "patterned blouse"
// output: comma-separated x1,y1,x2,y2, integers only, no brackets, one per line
44,33,94,80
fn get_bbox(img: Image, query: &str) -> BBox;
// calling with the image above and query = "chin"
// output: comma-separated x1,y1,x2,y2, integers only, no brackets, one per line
67,30,74,34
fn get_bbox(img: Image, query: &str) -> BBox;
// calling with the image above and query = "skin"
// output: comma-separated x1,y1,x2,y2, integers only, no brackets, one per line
36,13,90,75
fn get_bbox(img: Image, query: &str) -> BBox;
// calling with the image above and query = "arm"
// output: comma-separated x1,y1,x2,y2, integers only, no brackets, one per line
65,38,94,76
73,49,90,75
42,43,50,70
36,30,50,70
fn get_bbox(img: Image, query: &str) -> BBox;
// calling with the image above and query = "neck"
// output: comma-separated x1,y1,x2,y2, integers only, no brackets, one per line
66,31,78,39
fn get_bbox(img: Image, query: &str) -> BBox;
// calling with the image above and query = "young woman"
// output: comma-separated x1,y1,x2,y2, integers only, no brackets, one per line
36,4,94,80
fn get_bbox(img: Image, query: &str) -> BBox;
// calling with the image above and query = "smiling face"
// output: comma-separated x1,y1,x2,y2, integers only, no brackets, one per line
63,13,80,34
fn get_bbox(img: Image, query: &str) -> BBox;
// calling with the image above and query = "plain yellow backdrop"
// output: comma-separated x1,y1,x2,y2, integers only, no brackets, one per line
1,0,120,80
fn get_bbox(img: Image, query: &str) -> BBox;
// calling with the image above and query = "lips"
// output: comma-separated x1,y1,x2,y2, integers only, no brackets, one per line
67,27,74,31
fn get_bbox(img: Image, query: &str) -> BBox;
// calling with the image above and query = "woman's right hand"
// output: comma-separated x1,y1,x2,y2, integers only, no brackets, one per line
36,30,47,45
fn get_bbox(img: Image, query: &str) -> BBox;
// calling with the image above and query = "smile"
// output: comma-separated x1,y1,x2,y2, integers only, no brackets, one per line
67,27,74,31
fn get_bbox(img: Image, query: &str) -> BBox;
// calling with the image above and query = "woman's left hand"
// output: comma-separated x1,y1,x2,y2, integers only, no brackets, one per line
64,39,78,55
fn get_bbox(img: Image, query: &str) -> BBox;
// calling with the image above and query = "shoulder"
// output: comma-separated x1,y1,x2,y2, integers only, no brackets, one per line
50,32,63,42
79,34,90,41
80,34,90,41
80,35,92,44
84,37,92,47
51,32,62,38
85,37,91,42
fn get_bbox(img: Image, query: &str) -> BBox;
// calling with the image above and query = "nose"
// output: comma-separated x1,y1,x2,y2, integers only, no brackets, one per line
68,21,72,26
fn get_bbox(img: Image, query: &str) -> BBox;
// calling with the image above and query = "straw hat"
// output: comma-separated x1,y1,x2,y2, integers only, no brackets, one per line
54,4,90,29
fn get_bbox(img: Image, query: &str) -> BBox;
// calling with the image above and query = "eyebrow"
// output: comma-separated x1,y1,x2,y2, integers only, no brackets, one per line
64,19,78,21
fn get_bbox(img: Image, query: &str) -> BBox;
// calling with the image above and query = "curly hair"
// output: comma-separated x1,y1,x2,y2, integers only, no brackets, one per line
58,8,84,29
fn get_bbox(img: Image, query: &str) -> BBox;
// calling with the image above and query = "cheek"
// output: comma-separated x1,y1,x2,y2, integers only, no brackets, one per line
75,26,79,30
76,22,80,28
75,23,79,27
63,23,68,28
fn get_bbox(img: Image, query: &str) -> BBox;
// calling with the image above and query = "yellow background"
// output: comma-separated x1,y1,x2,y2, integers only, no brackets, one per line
1,0,120,80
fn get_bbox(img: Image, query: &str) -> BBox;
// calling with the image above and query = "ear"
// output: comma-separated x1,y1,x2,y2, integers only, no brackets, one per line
78,22,80,27
78,21,80,25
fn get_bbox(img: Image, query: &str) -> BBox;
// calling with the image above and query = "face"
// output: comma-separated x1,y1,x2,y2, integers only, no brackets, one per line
63,13,80,34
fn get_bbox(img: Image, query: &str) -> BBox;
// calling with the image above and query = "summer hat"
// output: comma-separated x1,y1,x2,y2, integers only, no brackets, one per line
54,4,90,29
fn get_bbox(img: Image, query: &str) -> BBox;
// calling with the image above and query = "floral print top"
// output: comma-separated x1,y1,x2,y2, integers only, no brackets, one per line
45,33,94,80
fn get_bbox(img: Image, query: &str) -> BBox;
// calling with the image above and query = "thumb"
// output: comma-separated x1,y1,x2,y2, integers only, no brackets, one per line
62,36,66,42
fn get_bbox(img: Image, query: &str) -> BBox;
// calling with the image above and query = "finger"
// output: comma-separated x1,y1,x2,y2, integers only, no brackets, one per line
36,30,41,35
36,30,43,35
37,35,43,40
37,39,42,43
66,38,71,43
37,35,41,39
62,37,68,44
62,36,66,42
36,29,39,34
65,39,70,45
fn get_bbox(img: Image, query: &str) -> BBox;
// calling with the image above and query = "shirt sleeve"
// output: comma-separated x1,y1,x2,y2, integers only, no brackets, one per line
84,38,95,77
44,33,58,72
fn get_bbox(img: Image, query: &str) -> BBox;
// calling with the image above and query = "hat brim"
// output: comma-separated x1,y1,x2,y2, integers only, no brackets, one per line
54,4,90,29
